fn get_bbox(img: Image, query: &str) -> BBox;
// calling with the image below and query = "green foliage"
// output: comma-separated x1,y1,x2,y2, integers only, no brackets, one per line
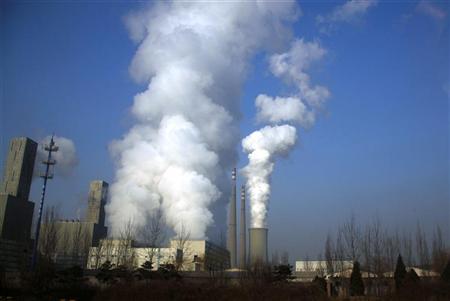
141,260,153,271
55,265,84,286
350,261,364,296
100,260,113,271
312,276,327,292
394,254,407,290
441,261,450,283
137,261,154,280
96,260,114,284
405,268,420,284
157,263,180,280
272,264,293,282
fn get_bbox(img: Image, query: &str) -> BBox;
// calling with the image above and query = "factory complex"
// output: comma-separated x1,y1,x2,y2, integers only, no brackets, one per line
0,136,269,274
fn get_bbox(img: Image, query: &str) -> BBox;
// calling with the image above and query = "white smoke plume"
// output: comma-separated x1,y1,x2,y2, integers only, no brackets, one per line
269,39,329,109
243,39,329,228
107,1,299,239
255,94,314,127
242,125,297,228
316,0,378,33
37,135,78,177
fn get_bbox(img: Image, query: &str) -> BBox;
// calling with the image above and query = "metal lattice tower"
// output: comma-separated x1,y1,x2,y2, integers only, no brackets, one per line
31,135,58,270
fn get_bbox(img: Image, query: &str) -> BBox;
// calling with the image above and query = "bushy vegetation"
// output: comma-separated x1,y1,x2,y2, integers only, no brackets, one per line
93,280,329,301
394,255,407,290
350,261,365,296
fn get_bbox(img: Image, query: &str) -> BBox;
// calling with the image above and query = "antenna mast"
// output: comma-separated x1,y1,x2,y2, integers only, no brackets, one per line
31,134,58,270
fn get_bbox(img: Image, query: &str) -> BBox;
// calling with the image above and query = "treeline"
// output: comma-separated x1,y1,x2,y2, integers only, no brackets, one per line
317,214,449,276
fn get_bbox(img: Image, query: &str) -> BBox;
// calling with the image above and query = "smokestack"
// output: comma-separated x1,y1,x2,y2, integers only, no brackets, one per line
239,185,246,268
248,228,268,265
227,168,237,268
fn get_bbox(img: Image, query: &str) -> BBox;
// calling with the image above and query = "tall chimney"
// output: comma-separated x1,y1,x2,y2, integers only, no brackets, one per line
227,168,237,268
249,228,268,265
239,185,246,268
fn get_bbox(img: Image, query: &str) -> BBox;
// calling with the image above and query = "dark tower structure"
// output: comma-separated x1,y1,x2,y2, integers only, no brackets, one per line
85,180,108,245
0,137,37,243
227,168,237,268
0,137,37,272
86,180,108,225
1,137,37,200
239,185,246,268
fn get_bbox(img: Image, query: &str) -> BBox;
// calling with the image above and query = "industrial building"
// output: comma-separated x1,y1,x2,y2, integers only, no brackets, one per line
86,238,229,272
0,137,37,272
40,180,109,268
294,260,354,282
170,239,230,272
227,168,237,268
86,238,181,270
226,167,270,269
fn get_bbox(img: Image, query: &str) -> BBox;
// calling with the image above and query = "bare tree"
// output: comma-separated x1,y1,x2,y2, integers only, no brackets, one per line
415,222,430,269
71,221,85,266
272,251,280,266
340,213,361,262
325,233,335,275
316,253,326,277
383,230,400,272
303,254,312,272
281,251,289,265
173,223,192,271
38,206,59,261
117,219,136,269
361,223,373,274
371,216,384,277
334,229,346,273
138,209,167,266
89,238,115,269
432,224,448,272
401,231,414,267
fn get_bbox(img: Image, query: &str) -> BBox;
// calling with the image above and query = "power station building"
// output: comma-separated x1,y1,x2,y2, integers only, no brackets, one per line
86,238,229,272
170,239,230,272
0,137,37,272
86,238,181,271
227,168,237,268
227,168,269,269
40,180,109,268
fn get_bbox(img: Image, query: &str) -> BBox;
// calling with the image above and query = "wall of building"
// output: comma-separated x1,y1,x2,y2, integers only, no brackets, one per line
86,239,180,270
170,239,230,272
0,194,34,243
295,260,353,273
0,137,37,200
0,239,32,272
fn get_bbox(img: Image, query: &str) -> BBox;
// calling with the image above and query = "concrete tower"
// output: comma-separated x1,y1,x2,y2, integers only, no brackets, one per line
227,168,237,268
249,228,268,265
1,137,37,200
0,137,37,243
239,185,246,268
86,180,108,226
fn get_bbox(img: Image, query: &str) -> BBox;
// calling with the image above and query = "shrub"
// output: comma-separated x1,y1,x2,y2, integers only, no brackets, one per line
350,261,364,296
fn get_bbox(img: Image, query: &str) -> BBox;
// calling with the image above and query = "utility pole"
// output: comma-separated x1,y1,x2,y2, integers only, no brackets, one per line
31,135,58,270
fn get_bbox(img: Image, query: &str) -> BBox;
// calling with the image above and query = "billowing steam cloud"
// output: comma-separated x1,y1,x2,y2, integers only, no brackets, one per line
256,94,314,127
243,39,329,228
107,1,299,239
242,125,297,228
37,136,78,177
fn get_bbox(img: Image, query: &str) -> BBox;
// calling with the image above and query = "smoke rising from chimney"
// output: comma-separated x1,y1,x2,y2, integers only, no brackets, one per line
106,1,299,239
243,39,329,229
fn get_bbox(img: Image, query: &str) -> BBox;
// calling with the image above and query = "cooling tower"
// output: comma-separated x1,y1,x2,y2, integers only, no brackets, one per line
239,185,246,268
227,168,237,268
248,227,268,265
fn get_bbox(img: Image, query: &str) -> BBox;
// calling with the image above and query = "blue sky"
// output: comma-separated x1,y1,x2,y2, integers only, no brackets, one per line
1,1,448,260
